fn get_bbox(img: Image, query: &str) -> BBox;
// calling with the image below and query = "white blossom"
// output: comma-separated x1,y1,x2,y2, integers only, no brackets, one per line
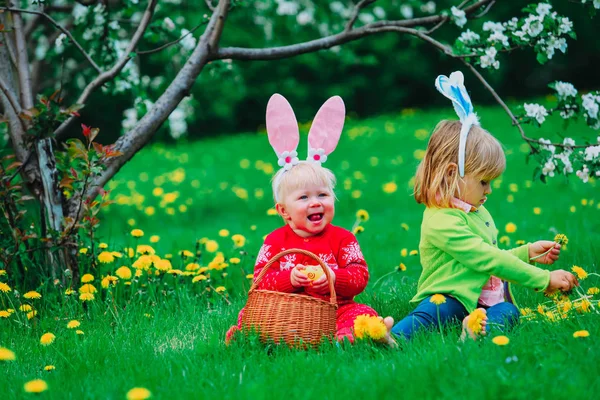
504,17,519,31
451,7,467,28
35,36,49,60
582,93,600,119
122,108,138,131
72,4,89,25
554,151,573,173
480,47,500,69
560,104,576,119
400,5,413,19
55,34,67,55
576,165,589,183
168,108,187,139
93,4,106,26
554,82,577,98
558,17,573,35
421,2,436,14
523,15,543,37
483,21,505,33
180,29,197,51
162,17,176,32
276,0,298,16
330,2,345,15
458,30,480,45
542,159,556,177
525,103,548,124
488,31,510,47
297,10,314,25
536,3,553,18
358,13,375,24
373,6,386,19
539,138,555,153
584,145,600,161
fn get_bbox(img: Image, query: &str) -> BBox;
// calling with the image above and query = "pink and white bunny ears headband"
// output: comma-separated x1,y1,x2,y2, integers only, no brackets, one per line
435,71,480,177
266,93,345,171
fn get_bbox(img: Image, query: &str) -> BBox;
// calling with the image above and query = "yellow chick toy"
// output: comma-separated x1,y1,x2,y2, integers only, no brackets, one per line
300,265,325,281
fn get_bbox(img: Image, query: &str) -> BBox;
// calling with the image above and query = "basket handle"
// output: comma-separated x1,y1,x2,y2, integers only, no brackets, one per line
249,248,337,306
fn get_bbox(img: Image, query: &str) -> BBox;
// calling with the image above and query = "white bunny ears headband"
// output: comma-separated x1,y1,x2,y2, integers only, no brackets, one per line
435,71,480,177
266,93,345,171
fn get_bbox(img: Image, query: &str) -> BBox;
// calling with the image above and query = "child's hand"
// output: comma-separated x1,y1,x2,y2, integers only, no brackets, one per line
529,241,561,264
310,266,336,295
290,264,311,288
545,269,578,294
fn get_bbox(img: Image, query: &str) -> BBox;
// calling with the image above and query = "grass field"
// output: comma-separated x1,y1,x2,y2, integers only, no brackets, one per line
1,104,599,399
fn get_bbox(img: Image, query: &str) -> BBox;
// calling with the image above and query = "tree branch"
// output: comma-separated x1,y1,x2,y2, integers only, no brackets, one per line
9,1,34,110
81,0,231,203
54,0,158,138
137,22,206,56
1,6,102,74
0,75,22,115
345,0,377,32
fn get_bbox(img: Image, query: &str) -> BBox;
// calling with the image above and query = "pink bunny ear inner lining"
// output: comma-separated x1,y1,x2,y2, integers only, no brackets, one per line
266,94,300,155
307,96,346,157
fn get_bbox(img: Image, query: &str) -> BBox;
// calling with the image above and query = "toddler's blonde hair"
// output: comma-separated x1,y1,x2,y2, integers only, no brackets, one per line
414,120,505,208
272,161,336,204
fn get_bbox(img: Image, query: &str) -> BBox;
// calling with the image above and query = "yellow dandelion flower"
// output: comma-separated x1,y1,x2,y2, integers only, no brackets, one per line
409,250,418,256
520,307,533,317
467,308,486,335
180,250,194,258
353,226,365,234
382,182,397,194
79,248,89,254
571,265,588,280
24,379,48,393
136,245,155,255
23,291,41,299
430,294,446,305
0,310,10,318
507,194,514,203
366,318,388,340
81,273,94,283
99,242,108,249
398,263,407,271
65,288,74,296
219,229,230,237
79,293,95,302
401,223,409,231
232,234,246,247
112,251,123,258
19,304,32,312
505,223,517,233
205,240,219,253
116,266,132,280
351,190,362,199
167,269,183,275
573,330,590,338
127,387,152,400
185,263,200,271
0,347,16,361
0,282,11,293
76,330,84,335
516,239,526,245
101,276,118,289
27,310,37,320
98,251,115,263
67,320,80,329
215,286,226,293
229,258,241,265
499,236,510,245
155,259,172,271
79,284,97,294
150,235,160,243
0,269,5,275
267,208,278,216
131,229,144,238
356,209,369,222
44,365,56,371
569,205,576,213
587,287,599,295
246,274,254,279
575,299,592,313
40,332,56,346
353,315,371,339
400,248,408,257
533,207,541,215
492,336,510,346
192,275,208,283
554,234,568,246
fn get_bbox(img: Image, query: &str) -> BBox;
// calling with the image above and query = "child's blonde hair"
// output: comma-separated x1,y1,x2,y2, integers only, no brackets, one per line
414,120,505,208
272,161,336,204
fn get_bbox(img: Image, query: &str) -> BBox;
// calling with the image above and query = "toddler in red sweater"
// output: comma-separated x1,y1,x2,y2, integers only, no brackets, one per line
226,94,394,345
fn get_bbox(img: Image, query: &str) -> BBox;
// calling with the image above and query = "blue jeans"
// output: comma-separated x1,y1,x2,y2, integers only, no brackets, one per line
391,295,520,341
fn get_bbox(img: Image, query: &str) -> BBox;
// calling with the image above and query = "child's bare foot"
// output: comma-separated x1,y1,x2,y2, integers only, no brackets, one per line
460,308,488,341
377,316,398,348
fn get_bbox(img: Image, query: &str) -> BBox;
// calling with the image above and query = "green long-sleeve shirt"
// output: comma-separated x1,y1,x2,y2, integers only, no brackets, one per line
412,205,551,313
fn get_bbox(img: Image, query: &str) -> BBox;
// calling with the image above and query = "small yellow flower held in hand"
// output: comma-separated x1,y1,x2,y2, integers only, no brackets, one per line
571,265,588,280
24,379,48,393
81,273,94,283
23,291,41,299
366,317,388,340
573,330,589,338
131,229,144,238
554,233,568,246
67,320,80,329
40,332,56,346
492,335,510,346
467,309,486,335
430,294,446,305
0,347,16,361
356,209,369,222
127,387,152,400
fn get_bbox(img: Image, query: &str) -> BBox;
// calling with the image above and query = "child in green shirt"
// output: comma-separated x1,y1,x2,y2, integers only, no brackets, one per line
391,72,578,341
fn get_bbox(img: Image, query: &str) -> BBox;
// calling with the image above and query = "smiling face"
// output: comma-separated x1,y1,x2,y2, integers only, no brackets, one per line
457,173,493,208
276,184,335,237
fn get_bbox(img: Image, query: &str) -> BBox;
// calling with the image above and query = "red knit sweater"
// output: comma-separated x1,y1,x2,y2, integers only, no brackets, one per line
253,224,369,305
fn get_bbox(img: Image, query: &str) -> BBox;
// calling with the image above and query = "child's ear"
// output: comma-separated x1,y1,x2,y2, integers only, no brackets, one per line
446,163,458,177
276,203,291,221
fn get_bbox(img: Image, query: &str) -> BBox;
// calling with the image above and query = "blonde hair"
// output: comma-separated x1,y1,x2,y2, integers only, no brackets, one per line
414,120,505,208
272,161,336,204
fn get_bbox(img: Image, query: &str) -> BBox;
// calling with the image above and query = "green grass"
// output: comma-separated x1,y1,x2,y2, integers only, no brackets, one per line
1,105,599,399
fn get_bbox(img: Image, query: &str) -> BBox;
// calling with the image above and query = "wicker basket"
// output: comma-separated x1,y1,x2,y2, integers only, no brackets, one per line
241,249,338,347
